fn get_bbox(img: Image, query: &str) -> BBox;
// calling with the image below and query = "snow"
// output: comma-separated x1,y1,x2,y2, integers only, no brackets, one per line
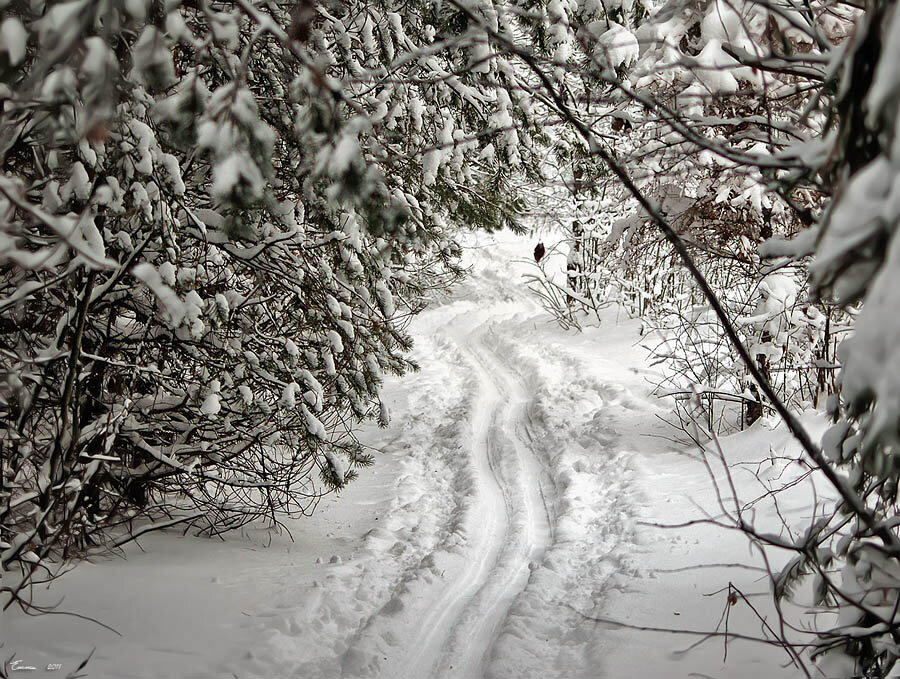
81,37,113,76
328,329,345,354
280,381,299,409
323,449,346,482
200,381,222,417
1,17,28,66
375,280,395,318
158,260,176,286
200,393,221,416
328,132,362,177
5,230,832,678
61,161,91,202
36,1,84,45
597,23,639,68
837,228,900,449
131,262,185,327
811,157,900,302
693,39,741,94
303,405,327,439
131,25,175,88
211,152,264,201
867,4,900,122
423,149,441,186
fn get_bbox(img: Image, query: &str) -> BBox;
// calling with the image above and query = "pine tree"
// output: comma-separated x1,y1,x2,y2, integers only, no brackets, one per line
0,0,536,606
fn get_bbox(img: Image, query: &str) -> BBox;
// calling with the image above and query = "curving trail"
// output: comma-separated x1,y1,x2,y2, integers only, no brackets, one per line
405,325,556,679
4,231,813,679
216,230,655,679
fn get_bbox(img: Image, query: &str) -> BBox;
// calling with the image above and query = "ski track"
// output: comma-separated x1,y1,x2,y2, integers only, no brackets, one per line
334,306,560,679
222,236,648,679
410,325,556,679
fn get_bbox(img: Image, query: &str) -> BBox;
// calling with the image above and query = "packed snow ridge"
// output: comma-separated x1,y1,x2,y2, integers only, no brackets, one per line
226,233,652,679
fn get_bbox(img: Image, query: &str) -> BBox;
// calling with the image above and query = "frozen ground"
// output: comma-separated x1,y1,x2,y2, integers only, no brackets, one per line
4,230,832,678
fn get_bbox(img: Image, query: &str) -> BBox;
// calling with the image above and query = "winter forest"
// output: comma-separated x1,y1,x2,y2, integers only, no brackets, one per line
2,0,900,676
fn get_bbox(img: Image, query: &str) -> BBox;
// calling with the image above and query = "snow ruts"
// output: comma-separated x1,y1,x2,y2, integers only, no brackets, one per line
217,233,647,679
403,325,556,679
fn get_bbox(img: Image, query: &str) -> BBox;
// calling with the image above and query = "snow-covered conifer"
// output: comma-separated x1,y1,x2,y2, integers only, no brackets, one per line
0,0,534,605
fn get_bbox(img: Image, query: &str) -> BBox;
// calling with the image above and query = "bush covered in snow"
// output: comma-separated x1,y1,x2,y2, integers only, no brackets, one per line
517,0,852,433
0,0,533,608
507,0,900,672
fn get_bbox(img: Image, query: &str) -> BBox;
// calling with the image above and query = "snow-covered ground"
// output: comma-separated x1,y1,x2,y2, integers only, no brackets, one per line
5,230,832,678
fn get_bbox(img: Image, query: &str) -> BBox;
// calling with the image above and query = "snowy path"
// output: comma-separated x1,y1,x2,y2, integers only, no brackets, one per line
5,232,650,679
409,327,555,679
238,233,654,679
4,230,823,679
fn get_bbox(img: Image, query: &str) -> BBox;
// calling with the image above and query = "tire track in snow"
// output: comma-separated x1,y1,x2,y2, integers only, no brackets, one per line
403,320,556,679
217,234,647,679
